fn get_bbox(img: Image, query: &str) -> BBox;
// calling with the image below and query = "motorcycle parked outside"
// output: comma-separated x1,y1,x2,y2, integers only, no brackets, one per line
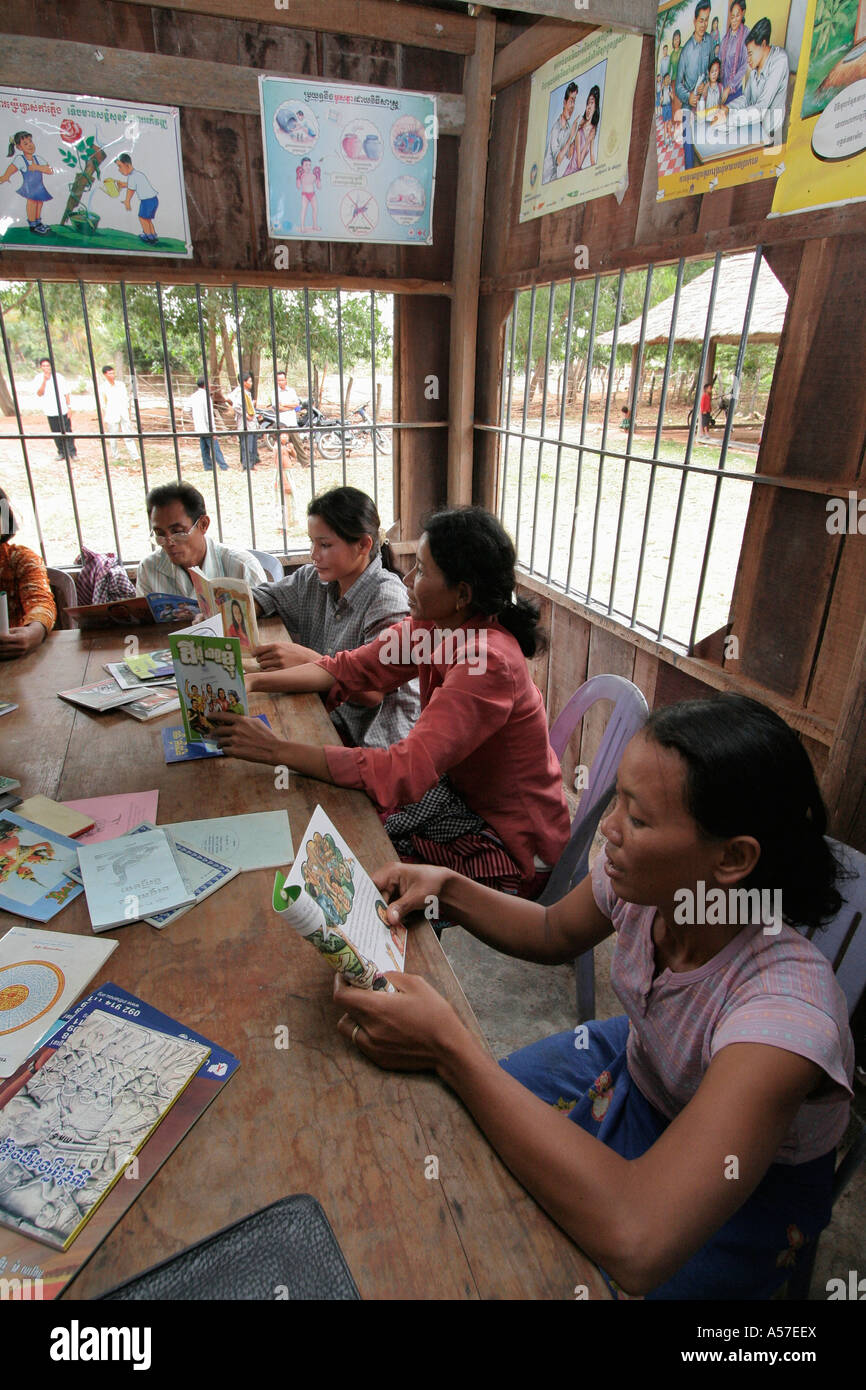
313,401,392,459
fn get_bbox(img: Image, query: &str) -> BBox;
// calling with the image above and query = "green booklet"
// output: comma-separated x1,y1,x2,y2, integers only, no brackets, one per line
168,632,247,749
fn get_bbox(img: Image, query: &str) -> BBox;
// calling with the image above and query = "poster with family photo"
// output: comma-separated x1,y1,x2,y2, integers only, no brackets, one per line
259,75,437,245
520,28,643,223
654,0,803,201
0,87,192,256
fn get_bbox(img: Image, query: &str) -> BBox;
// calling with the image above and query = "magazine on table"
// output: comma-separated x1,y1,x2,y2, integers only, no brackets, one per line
124,822,238,928
0,814,83,924
0,1007,209,1250
75,827,194,932
0,982,238,1297
0,926,118,1079
58,679,144,712
272,804,406,991
120,688,182,722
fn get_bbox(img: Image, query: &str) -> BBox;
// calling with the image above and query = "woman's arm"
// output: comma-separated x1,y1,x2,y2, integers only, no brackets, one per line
375,861,613,965
246,660,335,695
335,977,823,1296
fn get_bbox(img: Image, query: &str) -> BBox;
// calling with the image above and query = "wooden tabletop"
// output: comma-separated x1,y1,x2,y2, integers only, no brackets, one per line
1,625,609,1301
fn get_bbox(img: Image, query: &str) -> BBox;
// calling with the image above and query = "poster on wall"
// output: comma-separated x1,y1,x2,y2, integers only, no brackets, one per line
654,0,802,202
519,28,643,223
259,76,437,245
0,88,192,257
771,0,866,213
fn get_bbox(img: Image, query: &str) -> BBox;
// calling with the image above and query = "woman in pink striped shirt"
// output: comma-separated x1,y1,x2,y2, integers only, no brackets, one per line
334,694,854,1300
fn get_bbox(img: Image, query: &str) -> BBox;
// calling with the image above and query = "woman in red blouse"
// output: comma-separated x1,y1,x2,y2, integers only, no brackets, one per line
212,508,570,896
0,488,56,659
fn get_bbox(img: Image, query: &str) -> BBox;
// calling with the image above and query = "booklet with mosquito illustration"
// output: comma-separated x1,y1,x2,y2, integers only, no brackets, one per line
272,804,406,991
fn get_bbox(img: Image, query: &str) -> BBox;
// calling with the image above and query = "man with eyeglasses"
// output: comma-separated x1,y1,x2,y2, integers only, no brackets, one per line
135,481,266,598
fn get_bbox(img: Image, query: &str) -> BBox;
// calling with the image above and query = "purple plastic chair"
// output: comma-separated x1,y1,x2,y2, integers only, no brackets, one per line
786,837,866,1297
539,674,649,1020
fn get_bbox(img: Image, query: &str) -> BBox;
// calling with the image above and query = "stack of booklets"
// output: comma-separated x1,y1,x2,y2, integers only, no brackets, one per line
57,618,226,722
0,981,238,1296
74,823,237,931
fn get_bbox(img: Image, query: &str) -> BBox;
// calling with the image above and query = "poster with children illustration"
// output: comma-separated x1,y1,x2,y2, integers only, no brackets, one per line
0,88,192,256
258,76,437,245
654,0,798,203
520,28,643,223
167,632,247,750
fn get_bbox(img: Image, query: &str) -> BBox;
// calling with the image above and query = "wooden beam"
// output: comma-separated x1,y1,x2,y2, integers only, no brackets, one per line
111,0,477,53
492,18,591,92
448,11,496,506
478,0,655,36
0,256,453,295
0,36,465,135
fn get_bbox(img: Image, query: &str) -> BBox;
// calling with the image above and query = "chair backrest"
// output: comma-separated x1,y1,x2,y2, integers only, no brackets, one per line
46,567,78,630
549,674,649,827
250,549,283,583
802,838,866,1018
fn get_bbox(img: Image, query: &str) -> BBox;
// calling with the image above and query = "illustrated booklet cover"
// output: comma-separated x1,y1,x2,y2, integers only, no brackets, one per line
272,804,406,990
187,569,260,657
0,926,118,1079
168,630,247,748
0,813,84,924
0,983,238,1297
0,1007,209,1249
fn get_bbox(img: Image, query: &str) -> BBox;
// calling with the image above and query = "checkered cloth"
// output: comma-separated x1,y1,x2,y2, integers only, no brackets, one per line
385,775,524,895
74,547,136,605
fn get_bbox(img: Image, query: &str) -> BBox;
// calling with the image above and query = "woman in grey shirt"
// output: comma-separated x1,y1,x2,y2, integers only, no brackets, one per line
252,487,419,748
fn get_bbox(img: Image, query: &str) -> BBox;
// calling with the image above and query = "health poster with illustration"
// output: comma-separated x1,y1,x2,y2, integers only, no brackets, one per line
259,76,437,245
772,0,866,214
654,0,796,202
0,88,192,256
520,28,643,223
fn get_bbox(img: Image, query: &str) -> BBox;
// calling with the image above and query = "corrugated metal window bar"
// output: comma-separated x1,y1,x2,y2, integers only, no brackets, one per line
0,281,431,570
484,248,775,655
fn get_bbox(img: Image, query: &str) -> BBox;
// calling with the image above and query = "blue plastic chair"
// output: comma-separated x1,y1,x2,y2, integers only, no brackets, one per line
250,549,283,583
539,674,649,1020
786,836,866,1298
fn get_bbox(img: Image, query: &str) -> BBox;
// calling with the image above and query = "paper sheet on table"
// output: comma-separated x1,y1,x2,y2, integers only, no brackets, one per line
162,810,293,873
62,791,160,844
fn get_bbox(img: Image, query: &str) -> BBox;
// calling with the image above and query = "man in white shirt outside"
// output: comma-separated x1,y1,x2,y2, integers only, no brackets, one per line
542,81,578,184
185,376,229,471
709,17,790,149
114,153,159,244
135,481,266,598
33,356,77,459
100,365,139,461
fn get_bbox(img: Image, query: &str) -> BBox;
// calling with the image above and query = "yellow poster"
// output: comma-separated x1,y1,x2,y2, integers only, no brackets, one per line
771,0,866,214
655,0,796,202
519,29,643,223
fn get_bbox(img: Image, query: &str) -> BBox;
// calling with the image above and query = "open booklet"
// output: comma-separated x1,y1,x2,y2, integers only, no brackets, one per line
272,805,406,991
188,569,260,657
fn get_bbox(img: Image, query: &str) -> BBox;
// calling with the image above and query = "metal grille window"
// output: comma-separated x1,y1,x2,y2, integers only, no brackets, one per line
0,281,400,570
485,248,786,654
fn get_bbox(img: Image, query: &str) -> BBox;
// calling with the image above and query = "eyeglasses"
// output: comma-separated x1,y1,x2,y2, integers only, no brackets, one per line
150,518,202,546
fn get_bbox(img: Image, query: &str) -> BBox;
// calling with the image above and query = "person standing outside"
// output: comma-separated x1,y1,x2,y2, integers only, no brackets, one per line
698,380,713,440
230,372,260,471
100,365,139,461
114,153,159,244
542,81,578,183
185,376,228,471
676,2,714,169
32,357,77,460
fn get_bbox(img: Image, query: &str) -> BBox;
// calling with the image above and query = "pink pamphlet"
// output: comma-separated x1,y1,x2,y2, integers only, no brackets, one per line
61,790,160,843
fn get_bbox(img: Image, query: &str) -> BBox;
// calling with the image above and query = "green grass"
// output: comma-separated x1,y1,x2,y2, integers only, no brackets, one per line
0,225,189,256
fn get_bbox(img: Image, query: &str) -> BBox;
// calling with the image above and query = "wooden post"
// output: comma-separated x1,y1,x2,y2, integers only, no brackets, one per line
822,608,866,849
448,11,496,507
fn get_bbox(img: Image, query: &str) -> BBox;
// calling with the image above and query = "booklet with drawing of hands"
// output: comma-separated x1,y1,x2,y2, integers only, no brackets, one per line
272,805,406,992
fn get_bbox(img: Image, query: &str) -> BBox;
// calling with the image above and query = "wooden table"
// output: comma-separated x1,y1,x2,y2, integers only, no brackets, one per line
1,625,609,1300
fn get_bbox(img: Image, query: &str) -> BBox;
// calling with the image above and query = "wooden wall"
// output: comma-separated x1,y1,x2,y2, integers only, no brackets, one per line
477,32,866,853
